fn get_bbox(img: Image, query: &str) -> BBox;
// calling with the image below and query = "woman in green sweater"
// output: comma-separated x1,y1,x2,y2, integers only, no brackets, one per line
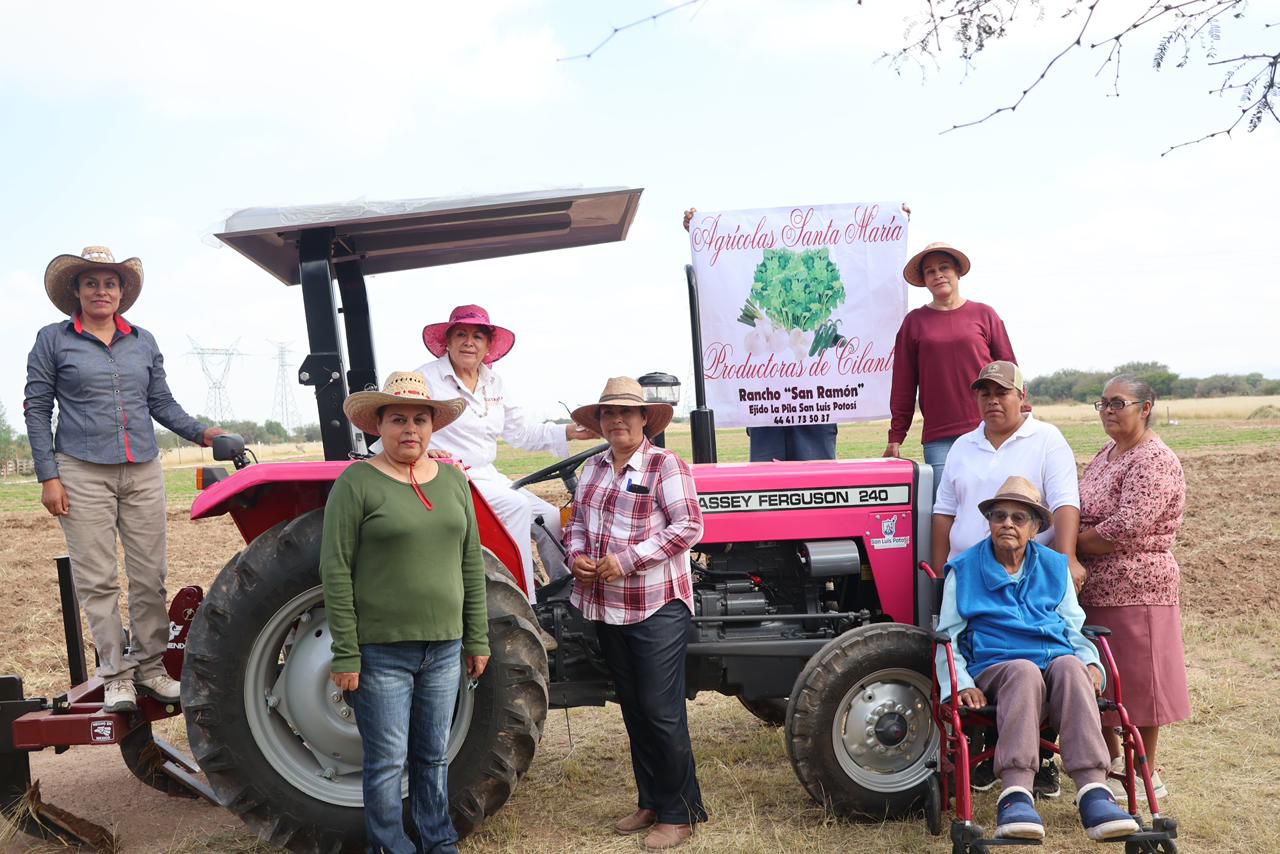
321,370,490,854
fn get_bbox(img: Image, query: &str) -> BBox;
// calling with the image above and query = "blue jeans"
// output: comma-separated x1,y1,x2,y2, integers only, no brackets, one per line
923,436,959,500
353,640,462,854
747,424,838,462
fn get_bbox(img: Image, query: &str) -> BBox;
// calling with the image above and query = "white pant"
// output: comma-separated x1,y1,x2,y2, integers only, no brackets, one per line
468,466,567,602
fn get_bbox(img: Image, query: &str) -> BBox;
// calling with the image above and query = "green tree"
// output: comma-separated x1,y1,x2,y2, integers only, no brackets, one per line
0,403,15,463
1112,361,1179,398
263,420,289,444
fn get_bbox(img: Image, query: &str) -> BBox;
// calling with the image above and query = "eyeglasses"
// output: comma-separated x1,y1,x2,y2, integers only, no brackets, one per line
984,509,1033,525
1093,399,1147,412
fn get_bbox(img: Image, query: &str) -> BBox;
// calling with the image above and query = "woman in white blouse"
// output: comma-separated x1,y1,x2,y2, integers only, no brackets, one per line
409,305,597,601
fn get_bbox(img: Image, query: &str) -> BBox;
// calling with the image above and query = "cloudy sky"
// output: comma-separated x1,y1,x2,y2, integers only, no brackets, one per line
2,1,1274,431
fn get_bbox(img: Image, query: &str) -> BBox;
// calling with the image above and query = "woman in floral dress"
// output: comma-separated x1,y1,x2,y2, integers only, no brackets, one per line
1077,375,1192,800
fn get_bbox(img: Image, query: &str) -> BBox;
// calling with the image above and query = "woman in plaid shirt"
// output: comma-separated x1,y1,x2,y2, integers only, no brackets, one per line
566,377,706,852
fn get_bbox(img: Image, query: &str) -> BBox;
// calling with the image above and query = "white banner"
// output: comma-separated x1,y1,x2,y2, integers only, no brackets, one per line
688,203,909,428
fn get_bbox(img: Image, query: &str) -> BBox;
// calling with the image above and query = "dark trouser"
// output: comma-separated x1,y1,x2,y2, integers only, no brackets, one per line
747,424,837,462
595,600,707,825
975,657,1108,793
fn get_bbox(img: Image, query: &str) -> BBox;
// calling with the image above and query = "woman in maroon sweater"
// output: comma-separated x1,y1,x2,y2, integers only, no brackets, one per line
884,242,1017,494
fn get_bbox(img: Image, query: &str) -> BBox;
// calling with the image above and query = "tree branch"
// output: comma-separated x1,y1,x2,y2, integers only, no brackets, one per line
558,0,708,62
942,0,1101,133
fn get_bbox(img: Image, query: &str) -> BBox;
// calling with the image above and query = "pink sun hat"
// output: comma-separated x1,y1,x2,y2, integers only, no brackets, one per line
421,304,516,365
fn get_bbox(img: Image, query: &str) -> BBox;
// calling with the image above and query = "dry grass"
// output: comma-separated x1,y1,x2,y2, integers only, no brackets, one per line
1032,395,1280,423
3,444,1278,852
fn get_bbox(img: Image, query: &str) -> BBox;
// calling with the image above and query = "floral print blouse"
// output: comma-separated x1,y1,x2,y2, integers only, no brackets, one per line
1078,436,1185,607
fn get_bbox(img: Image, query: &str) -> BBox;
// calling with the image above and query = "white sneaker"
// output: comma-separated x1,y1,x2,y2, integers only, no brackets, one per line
103,679,138,713
1108,756,1169,801
136,673,182,703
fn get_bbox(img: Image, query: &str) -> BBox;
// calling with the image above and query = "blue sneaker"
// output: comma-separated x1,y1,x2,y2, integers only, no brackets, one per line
995,787,1045,840
1078,782,1140,841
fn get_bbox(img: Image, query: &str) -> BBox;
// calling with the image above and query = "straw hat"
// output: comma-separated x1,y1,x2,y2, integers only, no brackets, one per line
977,476,1052,532
44,247,144,315
422,304,516,365
902,241,971,287
571,377,674,438
342,371,466,436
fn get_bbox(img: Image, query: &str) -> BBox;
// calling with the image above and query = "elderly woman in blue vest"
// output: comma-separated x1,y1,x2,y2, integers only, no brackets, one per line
935,476,1138,843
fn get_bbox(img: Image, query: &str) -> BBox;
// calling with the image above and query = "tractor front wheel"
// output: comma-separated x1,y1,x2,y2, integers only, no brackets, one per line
181,509,548,853
785,623,938,819
737,696,788,727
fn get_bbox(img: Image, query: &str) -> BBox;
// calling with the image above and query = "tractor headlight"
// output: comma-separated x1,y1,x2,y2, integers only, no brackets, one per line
638,372,681,406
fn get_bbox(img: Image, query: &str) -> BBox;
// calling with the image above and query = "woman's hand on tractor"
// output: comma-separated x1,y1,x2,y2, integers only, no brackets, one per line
466,655,490,680
566,424,599,441
682,207,697,232
202,426,227,447
882,442,901,459
957,687,987,708
330,671,359,692
40,478,69,516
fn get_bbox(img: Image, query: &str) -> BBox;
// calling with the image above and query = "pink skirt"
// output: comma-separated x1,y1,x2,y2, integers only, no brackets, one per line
1084,604,1192,728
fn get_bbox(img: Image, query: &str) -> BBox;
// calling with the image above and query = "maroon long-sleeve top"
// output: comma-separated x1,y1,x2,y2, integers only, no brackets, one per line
887,300,1016,445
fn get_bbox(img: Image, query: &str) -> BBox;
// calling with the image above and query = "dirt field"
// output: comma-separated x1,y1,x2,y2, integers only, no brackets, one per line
2,443,1278,853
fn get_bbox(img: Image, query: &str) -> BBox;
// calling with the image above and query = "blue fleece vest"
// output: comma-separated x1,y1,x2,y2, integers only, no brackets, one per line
953,539,1075,679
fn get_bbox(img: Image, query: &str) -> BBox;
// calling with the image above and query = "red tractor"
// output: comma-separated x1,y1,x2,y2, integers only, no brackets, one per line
2,188,941,852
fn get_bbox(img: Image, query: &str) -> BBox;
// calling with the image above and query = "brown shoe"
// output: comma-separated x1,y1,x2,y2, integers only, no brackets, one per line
614,808,657,836
643,823,694,851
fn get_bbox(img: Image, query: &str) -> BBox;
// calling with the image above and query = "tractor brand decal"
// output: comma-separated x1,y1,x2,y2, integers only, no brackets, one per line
698,484,910,514
167,620,185,651
869,515,910,550
90,720,115,743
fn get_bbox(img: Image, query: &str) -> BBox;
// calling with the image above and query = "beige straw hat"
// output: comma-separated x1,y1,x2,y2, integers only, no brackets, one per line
571,376,674,438
44,246,144,315
902,241,971,287
977,475,1052,532
342,371,466,436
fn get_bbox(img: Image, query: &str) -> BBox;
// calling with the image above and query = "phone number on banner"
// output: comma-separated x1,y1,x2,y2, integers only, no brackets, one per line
772,414,831,425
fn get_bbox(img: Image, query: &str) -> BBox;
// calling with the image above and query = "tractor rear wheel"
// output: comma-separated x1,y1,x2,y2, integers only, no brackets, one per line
181,509,548,853
785,623,937,819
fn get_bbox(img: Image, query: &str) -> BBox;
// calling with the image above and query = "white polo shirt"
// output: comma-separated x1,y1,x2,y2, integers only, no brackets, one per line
934,414,1079,559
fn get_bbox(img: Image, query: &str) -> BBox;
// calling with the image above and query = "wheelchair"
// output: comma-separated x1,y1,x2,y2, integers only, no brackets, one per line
920,562,1179,853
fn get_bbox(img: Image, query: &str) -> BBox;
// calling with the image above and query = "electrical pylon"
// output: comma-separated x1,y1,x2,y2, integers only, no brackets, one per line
188,338,242,423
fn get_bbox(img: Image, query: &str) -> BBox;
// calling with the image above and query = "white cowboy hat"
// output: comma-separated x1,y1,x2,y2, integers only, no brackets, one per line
342,371,466,436
571,376,674,438
44,246,144,315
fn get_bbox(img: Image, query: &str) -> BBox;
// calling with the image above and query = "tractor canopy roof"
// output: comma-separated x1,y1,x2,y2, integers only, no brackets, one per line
216,186,643,285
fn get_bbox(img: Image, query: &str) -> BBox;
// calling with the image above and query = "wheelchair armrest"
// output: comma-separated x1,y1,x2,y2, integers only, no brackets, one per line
932,630,952,645
1082,625,1112,639
958,704,998,717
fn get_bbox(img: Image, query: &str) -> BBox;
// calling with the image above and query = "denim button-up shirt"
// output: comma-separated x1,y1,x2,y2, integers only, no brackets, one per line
24,314,208,482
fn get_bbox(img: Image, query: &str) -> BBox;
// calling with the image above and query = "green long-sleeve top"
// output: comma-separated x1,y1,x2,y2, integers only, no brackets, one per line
320,461,490,673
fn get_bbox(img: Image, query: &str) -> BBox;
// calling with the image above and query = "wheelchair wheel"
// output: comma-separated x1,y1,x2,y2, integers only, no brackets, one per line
924,773,943,836
1126,841,1177,854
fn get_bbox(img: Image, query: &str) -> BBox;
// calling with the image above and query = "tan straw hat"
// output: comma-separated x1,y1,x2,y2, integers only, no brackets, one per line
44,246,144,316
571,376,674,438
977,475,1052,532
903,241,971,287
342,371,466,436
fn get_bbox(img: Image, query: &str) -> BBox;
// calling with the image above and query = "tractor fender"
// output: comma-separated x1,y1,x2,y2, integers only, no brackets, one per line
189,460,527,596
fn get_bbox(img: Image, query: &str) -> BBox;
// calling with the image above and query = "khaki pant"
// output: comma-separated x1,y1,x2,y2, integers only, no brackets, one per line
56,453,170,683
975,656,1110,792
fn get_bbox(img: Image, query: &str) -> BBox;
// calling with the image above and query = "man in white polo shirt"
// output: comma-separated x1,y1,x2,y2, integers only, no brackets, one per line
931,360,1084,582
931,359,1085,799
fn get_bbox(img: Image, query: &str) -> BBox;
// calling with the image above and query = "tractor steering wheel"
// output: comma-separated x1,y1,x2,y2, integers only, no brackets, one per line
511,443,607,494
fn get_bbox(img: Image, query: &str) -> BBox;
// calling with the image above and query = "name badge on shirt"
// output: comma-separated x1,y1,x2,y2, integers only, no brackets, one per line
625,479,650,495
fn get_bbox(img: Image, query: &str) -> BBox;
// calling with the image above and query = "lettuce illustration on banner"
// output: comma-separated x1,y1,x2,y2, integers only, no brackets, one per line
738,248,847,360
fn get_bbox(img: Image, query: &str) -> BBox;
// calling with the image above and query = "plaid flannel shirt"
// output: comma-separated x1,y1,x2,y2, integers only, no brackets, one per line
566,439,703,625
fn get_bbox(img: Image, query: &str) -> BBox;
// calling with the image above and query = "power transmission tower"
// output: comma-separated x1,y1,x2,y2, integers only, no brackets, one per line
270,341,301,432
188,338,243,423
